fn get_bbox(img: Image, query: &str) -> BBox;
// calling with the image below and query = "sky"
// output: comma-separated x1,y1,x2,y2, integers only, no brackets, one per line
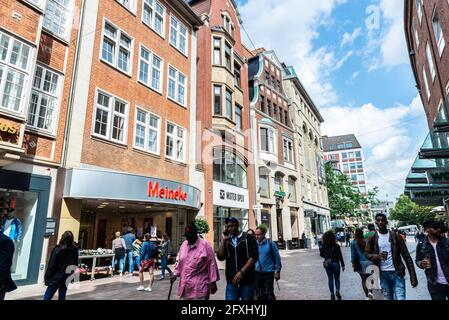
236,0,429,202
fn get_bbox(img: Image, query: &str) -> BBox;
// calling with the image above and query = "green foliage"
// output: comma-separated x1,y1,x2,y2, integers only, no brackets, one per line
195,219,210,234
257,224,268,234
389,194,435,226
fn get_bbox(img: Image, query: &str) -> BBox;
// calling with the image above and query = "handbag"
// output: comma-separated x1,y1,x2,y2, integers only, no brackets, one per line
114,247,126,259
323,246,333,268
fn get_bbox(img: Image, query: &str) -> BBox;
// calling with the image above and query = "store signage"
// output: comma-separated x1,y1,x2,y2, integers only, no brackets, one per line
410,189,449,199
427,170,449,184
44,218,57,237
252,205,263,210
0,122,17,134
305,209,316,218
213,181,249,209
148,181,187,201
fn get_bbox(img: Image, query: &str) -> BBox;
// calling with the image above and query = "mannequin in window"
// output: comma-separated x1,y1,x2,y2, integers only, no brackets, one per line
1,208,22,242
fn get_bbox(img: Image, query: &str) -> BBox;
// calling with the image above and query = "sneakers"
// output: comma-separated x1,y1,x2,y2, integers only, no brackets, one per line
331,294,335,300
144,287,152,292
136,286,145,291
336,291,342,300
158,276,164,280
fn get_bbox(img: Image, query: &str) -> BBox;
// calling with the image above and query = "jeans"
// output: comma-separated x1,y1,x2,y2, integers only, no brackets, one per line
113,256,125,273
428,282,449,300
380,271,406,300
255,272,275,300
325,262,341,294
43,284,68,300
225,282,255,300
133,256,141,272
160,256,172,277
124,250,134,273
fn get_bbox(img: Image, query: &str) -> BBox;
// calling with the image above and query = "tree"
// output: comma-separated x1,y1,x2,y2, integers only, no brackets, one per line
389,194,434,226
195,219,210,234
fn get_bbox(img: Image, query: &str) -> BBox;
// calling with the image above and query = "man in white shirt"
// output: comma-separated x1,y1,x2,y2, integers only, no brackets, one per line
416,219,449,300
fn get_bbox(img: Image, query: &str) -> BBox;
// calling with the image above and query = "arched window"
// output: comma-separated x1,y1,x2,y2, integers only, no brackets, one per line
213,150,247,188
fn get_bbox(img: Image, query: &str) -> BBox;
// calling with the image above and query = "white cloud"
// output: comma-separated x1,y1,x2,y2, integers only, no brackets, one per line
341,28,362,47
352,72,359,79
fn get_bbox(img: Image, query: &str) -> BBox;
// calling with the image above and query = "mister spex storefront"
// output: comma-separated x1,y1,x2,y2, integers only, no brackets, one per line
61,168,201,252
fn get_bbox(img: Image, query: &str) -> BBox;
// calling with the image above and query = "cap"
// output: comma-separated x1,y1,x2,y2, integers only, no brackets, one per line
422,219,447,232
224,217,239,225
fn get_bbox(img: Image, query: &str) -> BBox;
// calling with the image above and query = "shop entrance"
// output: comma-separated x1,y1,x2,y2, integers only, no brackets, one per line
213,206,249,252
276,208,285,249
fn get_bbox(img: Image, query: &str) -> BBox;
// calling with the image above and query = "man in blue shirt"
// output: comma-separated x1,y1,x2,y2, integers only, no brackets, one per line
121,227,136,275
254,225,282,300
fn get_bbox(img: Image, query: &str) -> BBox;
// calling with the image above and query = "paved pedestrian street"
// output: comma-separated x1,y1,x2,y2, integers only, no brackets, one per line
7,237,430,301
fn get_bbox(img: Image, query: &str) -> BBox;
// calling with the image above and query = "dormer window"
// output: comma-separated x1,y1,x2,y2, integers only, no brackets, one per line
222,13,233,35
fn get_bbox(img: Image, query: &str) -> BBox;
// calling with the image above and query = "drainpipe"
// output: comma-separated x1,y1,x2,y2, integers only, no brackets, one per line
61,0,86,168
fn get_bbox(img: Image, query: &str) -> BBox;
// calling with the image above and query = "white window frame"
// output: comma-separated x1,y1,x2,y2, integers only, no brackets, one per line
426,42,436,81
423,65,431,101
24,0,45,10
432,9,446,56
133,106,161,155
213,37,222,66
0,31,32,115
141,0,166,38
116,0,137,14
100,18,134,76
138,44,164,94
166,65,187,107
169,15,189,56
260,125,277,156
26,64,63,135
413,21,420,49
283,137,293,163
165,121,186,163
91,88,129,145
43,0,74,41
416,0,423,25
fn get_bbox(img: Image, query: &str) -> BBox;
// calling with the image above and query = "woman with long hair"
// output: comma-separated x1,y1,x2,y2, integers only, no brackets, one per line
43,231,79,300
320,231,345,300
351,228,373,299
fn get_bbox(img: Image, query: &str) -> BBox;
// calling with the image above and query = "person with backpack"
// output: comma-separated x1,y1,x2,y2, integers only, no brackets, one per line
43,231,79,300
217,217,259,300
320,230,345,300
254,225,281,300
121,227,136,276
137,233,158,292
351,228,373,299
159,233,173,280
132,237,142,273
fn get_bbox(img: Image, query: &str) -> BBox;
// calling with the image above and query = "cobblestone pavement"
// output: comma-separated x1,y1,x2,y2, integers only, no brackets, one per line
7,237,430,300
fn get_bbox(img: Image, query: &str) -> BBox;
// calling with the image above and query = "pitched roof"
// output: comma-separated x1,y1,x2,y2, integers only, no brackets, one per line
322,134,362,152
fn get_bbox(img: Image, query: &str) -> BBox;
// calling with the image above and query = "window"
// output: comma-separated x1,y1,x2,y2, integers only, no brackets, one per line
298,142,303,164
351,174,357,181
277,80,281,91
170,16,188,56
259,169,270,198
0,32,31,114
350,162,356,171
432,10,445,56
271,75,276,88
355,151,362,159
93,90,128,144
343,164,349,171
415,0,422,24
225,42,232,70
426,42,436,81
27,65,61,133
167,66,187,107
142,0,165,37
273,103,277,120
423,65,431,101
413,21,420,49
26,0,44,8
267,99,272,116
345,142,353,148
337,143,344,149
358,174,365,182
213,150,247,188
101,21,133,74
260,126,276,155
283,138,293,163
260,95,265,113
138,45,163,92
213,38,222,65
235,104,242,130
348,152,355,159
214,85,222,115
223,14,233,34
165,122,185,162
274,174,283,193
234,62,241,88
43,0,73,40
134,108,160,154
116,0,136,13
288,177,297,202
265,71,270,82
357,162,363,169
225,89,232,120
342,152,348,160
284,110,288,125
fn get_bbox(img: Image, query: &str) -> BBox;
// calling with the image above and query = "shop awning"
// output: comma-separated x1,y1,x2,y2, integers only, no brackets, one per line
419,132,449,159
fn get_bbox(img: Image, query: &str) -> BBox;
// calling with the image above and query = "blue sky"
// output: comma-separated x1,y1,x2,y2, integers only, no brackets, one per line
236,0,429,201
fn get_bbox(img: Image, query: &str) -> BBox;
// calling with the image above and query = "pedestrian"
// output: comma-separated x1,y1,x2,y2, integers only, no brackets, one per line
217,217,258,300
43,231,79,300
137,233,159,291
132,237,142,273
301,232,307,249
364,224,376,240
320,231,345,300
171,224,219,300
254,225,282,300
122,227,136,276
159,233,173,280
112,231,126,276
365,213,418,300
415,219,449,300
345,229,351,247
317,233,323,249
247,229,255,237
351,228,373,300
0,232,17,300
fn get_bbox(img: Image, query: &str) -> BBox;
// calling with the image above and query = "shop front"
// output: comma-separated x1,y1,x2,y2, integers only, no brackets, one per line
303,201,331,248
60,168,202,260
212,181,249,251
0,169,51,286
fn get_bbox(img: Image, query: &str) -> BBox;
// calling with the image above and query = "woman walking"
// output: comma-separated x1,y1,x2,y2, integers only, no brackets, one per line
351,228,373,299
320,231,345,300
112,231,126,276
159,233,173,280
44,231,79,300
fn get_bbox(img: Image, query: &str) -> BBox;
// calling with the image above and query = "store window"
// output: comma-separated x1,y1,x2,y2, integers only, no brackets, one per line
288,176,297,202
213,206,248,251
213,150,247,189
259,168,270,198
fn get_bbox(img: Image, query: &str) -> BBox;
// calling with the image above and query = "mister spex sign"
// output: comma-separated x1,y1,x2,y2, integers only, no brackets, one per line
213,181,249,209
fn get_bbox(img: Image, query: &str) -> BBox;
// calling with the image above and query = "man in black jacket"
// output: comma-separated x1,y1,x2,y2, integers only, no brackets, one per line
217,217,258,300
415,219,449,300
0,233,17,300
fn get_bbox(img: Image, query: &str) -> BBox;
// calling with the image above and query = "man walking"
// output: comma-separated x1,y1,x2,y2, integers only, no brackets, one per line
254,225,282,300
122,227,136,275
365,213,418,300
415,219,449,300
137,233,158,292
218,217,258,300
0,232,16,300
171,224,219,300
